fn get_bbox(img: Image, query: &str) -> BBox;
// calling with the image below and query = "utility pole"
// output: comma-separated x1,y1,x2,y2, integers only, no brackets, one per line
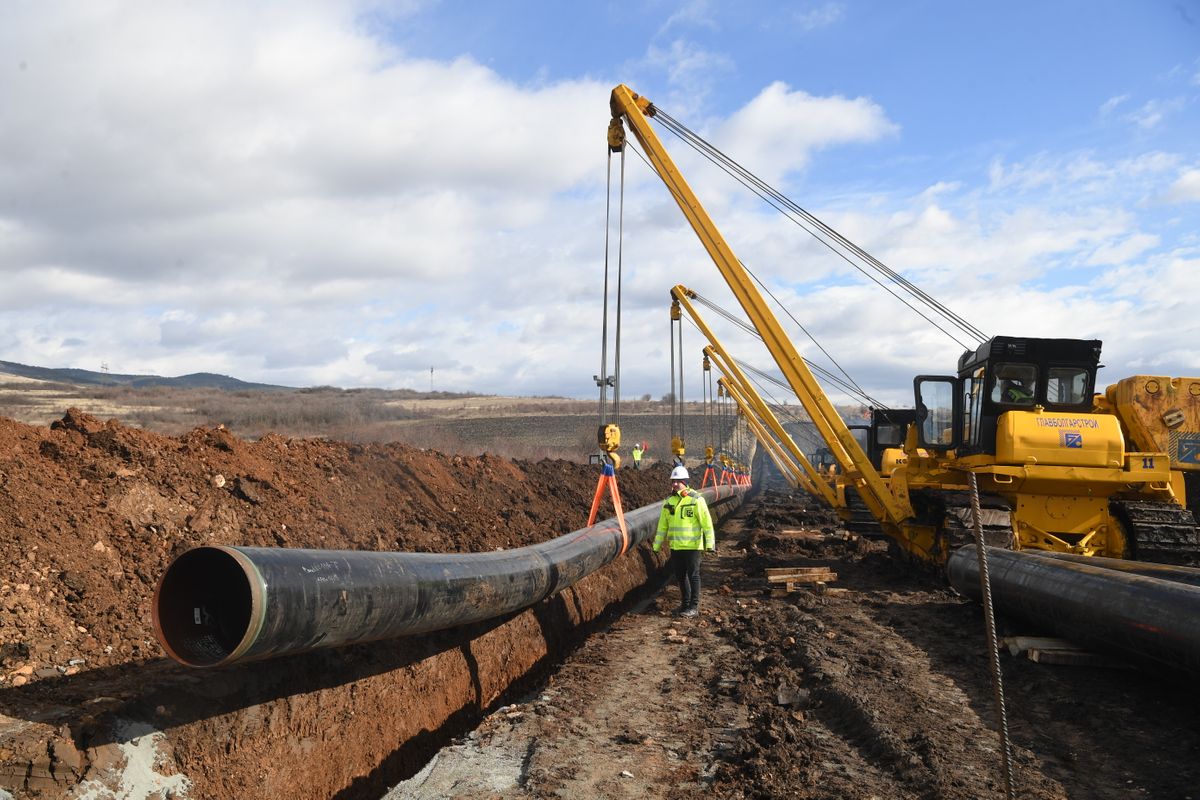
430,366,434,392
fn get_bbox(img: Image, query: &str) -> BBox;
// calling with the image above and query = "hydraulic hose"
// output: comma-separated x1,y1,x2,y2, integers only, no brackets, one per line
154,486,746,668
947,545,1200,674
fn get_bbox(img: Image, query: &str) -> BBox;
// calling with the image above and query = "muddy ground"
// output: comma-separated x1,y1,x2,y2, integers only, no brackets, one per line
389,487,1200,800
2,411,1199,798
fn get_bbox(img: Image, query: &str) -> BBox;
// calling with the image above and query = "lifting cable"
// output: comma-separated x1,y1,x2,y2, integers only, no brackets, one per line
590,142,629,553
679,308,885,413
598,145,627,428
686,290,880,408
701,354,720,491
668,302,686,465
625,138,876,398
649,110,989,349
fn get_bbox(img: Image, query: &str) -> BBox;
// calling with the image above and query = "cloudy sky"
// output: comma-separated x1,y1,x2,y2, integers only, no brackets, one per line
2,1,1198,406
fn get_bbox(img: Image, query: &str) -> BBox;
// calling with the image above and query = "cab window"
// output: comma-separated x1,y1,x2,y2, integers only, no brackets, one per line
990,363,1038,405
876,423,905,447
1047,366,1090,405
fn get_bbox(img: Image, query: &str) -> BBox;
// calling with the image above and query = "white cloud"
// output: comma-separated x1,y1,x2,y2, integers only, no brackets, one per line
1124,97,1186,129
0,2,1195,405
1085,233,1160,265
1163,169,1200,203
793,3,845,32
642,39,735,116
1099,94,1129,115
987,151,1178,194
659,0,720,35
711,82,898,183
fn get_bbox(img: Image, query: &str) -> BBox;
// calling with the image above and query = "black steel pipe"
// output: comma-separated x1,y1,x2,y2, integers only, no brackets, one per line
1021,551,1200,587
154,487,746,667
947,546,1200,674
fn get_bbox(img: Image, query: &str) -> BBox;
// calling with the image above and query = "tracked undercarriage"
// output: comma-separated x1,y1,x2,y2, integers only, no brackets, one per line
1111,499,1200,566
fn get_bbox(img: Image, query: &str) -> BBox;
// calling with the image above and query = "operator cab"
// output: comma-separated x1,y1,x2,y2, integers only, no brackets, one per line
912,336,1101,456
849,408,918,470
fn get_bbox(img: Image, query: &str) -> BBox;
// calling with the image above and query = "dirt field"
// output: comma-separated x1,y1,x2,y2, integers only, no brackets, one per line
387,485,1200,799
2,410,1198,798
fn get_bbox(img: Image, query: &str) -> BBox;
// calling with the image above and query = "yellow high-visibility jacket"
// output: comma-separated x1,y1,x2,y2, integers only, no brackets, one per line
653,489,714,552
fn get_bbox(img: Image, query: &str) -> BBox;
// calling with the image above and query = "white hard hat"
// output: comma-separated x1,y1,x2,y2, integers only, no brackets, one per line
670,466,690,481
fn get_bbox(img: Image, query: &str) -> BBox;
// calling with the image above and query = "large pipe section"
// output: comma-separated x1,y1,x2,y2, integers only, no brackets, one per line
1021,550,1200,587
947,546,1200,674
154,487,746,668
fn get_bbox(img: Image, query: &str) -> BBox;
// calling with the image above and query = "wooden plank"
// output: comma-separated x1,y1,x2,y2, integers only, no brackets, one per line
766,571,836,584
1027,648,1129,669
1003,636,1078,656
775,573,837,585
765,566,834,577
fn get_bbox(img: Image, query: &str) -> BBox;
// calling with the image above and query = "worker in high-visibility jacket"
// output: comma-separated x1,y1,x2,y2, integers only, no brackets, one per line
653,465,715,618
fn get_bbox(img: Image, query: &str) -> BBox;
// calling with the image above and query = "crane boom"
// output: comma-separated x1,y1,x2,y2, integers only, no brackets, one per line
671,285,838,506
610,84,912,534
716,375,810,491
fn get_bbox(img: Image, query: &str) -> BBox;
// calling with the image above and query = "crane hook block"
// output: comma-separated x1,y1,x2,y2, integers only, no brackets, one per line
607,119,626,153
598,423,621,453
671,435,685,457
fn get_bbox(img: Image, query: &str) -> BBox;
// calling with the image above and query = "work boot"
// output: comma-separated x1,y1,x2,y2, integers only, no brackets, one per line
680,607,699,618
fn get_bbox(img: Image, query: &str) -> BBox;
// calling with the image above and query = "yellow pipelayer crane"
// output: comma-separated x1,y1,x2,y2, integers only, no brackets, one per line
716,374,806,488
609,82,1200,566
672,285,838,507
608,83,918,554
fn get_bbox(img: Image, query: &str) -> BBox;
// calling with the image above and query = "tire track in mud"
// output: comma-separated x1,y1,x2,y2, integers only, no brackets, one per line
704,488,1069,800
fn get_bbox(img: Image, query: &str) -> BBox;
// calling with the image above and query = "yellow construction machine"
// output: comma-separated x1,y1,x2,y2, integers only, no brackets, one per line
909,337,1200,564
608,82,1200,566
1097,375,1200,524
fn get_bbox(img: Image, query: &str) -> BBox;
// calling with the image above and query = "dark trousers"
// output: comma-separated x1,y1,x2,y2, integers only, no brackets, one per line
671,549,702,609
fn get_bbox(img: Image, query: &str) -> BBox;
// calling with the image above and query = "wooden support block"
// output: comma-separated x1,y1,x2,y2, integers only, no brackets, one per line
766,570,837,584
783,573,836,584
1002,636,1077,657
1026,648,1128,669
766,566,834,577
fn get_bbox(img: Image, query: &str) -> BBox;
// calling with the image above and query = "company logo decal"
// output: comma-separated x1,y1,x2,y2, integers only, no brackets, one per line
1060,431,1083,448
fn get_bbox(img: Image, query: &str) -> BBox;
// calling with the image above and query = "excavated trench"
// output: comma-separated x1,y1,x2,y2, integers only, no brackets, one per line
0,411,746,798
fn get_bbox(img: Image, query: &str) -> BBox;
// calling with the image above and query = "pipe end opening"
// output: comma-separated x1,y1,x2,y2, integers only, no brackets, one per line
153,547,254,667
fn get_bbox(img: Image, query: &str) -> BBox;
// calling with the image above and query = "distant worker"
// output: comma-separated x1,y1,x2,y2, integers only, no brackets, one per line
631,441,645,469
653,466,715,618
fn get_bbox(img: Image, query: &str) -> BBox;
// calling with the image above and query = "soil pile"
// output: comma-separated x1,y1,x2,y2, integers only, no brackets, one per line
0,409,671,683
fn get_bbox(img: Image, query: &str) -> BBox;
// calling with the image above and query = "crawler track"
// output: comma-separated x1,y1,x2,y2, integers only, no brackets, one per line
1111,499,1200,566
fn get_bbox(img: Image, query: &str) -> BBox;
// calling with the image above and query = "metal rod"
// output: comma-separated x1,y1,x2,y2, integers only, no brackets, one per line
967,473,1016,799
154,487,746,668
947,545,1200,674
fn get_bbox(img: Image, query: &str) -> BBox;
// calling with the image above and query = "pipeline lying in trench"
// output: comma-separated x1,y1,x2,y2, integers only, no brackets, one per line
1022,550,1200,587
154,485,747,667
947,545,1200,674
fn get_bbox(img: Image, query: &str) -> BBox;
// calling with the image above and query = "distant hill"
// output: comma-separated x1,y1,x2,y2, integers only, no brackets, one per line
0,360,293,391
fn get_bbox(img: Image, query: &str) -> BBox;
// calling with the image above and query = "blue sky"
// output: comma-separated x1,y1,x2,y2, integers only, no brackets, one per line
1,1,1197,406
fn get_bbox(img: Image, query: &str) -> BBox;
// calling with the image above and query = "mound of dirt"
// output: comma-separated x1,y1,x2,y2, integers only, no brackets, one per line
0,410,674,683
